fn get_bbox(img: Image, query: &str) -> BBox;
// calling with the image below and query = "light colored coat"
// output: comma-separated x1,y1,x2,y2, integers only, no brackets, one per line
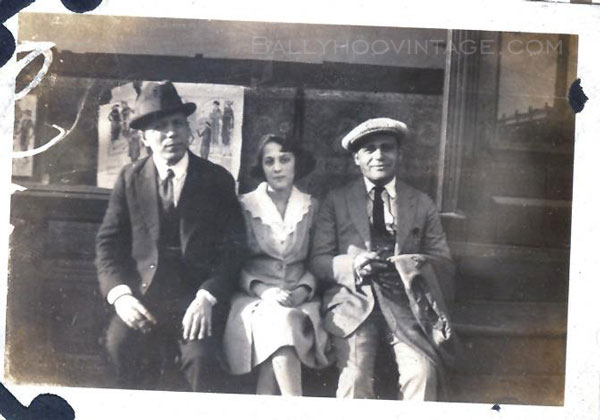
309,177,456,368
224,183,330,374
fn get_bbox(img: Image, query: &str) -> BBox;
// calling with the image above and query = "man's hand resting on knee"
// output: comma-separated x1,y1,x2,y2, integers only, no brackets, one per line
182,294,214,341
114,294,157,334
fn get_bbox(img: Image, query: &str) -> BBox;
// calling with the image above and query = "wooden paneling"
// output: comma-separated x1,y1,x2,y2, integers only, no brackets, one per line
6,190,111,386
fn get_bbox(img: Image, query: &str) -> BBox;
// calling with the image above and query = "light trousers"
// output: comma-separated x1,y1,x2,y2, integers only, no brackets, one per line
332,307,437,400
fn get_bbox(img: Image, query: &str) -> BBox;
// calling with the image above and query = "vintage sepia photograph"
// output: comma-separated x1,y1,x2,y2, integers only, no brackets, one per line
3,9,581,414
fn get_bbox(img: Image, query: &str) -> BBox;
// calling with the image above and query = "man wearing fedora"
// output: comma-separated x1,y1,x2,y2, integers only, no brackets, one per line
310,118,457,400
96,81,246,391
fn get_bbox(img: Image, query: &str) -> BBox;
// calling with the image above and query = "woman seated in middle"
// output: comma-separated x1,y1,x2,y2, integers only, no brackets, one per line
223,134,330,396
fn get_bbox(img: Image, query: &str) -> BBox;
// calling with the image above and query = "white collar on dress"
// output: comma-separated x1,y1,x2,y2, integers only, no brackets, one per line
363,176,396,199
241,182,312,241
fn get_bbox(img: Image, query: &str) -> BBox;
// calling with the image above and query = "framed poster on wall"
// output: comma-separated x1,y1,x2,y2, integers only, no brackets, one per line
12,94,36,178
97,82,245,188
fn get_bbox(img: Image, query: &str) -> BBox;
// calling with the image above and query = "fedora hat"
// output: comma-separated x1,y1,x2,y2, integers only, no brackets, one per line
129,81,196,130
341,117,409,152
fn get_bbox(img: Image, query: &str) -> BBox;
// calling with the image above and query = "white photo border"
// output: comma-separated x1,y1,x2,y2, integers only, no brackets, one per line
1,1,599,420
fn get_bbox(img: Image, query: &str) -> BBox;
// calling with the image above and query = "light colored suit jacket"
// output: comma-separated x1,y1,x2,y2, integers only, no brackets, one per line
310,177,456,367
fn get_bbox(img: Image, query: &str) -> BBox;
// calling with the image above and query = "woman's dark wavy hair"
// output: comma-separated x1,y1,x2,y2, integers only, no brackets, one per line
250,134,316,181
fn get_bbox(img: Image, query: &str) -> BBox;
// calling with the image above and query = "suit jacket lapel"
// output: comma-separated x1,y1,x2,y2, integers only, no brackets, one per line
178,153,208,255
346,178,371,248
134,157,160,243
394,180,417,252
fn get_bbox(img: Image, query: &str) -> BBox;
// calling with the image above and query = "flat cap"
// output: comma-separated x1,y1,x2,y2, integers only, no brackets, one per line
341,118,409,151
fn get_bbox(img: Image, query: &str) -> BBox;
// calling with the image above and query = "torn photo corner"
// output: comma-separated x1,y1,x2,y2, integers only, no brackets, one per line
0,2,599,420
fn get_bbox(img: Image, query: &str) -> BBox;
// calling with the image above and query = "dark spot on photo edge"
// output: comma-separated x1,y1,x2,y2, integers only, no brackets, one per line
0,23,16,68
0,0,104,68
60,0,104,13
569,78,588,114
1,382,75,420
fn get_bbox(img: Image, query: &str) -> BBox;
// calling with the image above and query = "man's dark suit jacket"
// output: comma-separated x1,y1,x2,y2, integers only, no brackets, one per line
95,152,246,314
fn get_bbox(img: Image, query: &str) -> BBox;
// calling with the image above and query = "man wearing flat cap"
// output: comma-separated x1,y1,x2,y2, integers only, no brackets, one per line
310,118,457,400
96,81,246,391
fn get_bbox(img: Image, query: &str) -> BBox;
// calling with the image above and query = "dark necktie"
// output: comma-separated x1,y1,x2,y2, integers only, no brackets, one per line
159,168,175,211
372,185,387,235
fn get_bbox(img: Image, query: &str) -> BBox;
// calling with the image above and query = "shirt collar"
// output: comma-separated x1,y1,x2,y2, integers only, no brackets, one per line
241,182,313,242
364,176,396,199
153,152,189,180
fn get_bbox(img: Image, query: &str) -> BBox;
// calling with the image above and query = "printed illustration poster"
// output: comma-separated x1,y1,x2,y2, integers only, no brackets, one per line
97,83,148,188
12,95,37,177
97,82,245,188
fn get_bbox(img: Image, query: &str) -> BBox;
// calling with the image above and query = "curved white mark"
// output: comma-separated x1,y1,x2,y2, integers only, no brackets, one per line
12,124,66,158
12,41,55,101
12,83,91,159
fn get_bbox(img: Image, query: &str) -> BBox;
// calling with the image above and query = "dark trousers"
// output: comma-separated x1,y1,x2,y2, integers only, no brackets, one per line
105,298,224,392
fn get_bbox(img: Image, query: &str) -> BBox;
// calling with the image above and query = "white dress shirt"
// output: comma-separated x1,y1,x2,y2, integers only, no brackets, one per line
107,152,216,306
364,176,397,236
153,152,189,207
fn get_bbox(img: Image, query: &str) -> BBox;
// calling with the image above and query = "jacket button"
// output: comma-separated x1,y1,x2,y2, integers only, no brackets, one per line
149,264,156,269
142,283,148,288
